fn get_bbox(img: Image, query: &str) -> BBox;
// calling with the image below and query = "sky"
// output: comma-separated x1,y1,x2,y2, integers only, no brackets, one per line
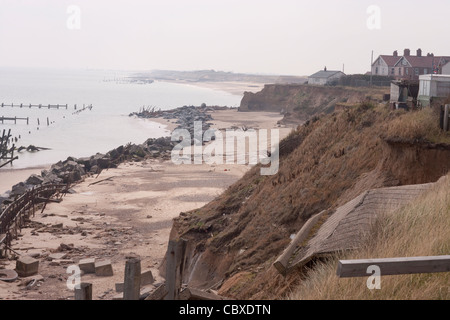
0,0,449,76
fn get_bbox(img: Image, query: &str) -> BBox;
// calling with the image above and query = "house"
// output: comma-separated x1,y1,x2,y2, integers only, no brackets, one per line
308,67,345,85
372,49,450,81
371,52,401,77
442,61,450,75
417,74,450,107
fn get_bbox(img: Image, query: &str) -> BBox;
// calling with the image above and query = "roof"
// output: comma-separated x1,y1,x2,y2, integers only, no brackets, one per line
419,74,450,81
379,55,401,67
376,54,450,69
309,70,344,79
403,56,435,68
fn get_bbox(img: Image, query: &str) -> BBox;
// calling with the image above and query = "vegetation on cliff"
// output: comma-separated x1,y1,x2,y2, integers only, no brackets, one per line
291,174,450,300
171,95,450,299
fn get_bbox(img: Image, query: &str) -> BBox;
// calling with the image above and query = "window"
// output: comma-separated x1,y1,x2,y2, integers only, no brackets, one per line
375,67,378,75
391,68,395,75
424,68,428,74
415,68,419,76
398,68,402,76
406,68,409,75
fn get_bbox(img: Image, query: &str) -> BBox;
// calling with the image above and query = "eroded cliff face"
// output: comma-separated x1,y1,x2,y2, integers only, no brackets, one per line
168,101,450,300
239,84,386,124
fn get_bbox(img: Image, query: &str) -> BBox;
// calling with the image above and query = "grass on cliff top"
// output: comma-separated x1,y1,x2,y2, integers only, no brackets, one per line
289,174,450,300
383,106,450,144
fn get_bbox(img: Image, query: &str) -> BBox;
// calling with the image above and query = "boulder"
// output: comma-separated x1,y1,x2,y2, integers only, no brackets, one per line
10,182,29,198
26,174,44,186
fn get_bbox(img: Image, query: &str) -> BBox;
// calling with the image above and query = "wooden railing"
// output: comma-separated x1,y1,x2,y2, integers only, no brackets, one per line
337,255,450,277
0,184,68,248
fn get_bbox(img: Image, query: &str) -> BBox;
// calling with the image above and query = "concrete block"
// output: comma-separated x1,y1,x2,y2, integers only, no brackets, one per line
115,282,124,293
141,269,154,286
95,259,113,277
78,258,96,274
48,253,67,261
16,256,39,277
115,269,154,292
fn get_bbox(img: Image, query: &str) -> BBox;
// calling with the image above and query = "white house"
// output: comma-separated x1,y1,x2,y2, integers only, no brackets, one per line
308,68,345,85
442,61,450,75
418,74,450,107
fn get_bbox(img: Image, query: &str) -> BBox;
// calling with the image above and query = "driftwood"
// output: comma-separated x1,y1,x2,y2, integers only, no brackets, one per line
88,176,115,187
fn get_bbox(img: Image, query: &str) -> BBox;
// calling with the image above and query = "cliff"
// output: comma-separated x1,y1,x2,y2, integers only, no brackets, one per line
239,84,387,124
167,95,450,299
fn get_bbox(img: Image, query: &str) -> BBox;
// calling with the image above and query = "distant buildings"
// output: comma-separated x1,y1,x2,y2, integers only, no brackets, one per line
371,49,450,80
308,67,345,85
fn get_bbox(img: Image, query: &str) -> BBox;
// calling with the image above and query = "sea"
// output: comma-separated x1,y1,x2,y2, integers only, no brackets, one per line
0,67,241,169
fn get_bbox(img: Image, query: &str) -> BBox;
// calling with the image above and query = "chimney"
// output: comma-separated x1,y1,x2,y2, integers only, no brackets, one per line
417,48,422,57
324,66,327,71
404,48,410,56
393,50,398,57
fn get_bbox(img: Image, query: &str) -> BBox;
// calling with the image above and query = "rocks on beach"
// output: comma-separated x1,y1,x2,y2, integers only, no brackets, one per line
130,105,224,142
0,105,227,207
0,136,175,208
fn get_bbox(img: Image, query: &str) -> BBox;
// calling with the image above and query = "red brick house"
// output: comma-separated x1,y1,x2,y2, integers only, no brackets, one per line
372,49,450,80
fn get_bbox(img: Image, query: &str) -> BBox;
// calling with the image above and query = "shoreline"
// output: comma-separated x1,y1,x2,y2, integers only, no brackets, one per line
0,109,293,300
157,79,265,96
0,166,49,195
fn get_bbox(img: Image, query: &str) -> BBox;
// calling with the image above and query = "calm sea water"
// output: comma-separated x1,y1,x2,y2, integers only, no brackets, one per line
0,67,241,169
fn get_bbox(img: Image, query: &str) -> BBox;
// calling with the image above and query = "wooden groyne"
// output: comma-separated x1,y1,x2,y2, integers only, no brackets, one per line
1,103,93,111
0,116,29,125
0,184,69,251
0,129,18,168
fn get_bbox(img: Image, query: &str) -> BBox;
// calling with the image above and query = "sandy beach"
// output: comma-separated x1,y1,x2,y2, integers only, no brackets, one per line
0,109,292,300
161,80,265,96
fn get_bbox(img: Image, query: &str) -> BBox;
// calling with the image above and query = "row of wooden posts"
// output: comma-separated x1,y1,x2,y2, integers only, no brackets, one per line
1,103,91,110
75,239,188,300
0,116,52,126
0,129,17,168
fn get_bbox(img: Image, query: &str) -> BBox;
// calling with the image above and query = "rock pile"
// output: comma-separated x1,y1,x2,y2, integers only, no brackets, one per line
0,137,175,208
130,105,216,139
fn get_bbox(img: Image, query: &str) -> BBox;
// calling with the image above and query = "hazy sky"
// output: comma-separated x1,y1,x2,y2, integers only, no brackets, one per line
1,0,449,75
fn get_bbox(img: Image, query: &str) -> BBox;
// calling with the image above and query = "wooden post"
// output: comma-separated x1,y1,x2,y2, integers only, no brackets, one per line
444,105,449,132
165,238,187,300
75,283,93,300
274,210,327,275
123,258,141,300
337,255,450,278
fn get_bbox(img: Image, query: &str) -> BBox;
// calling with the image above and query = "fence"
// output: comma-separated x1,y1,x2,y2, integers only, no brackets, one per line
336,255,450,277
0,184,69,249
